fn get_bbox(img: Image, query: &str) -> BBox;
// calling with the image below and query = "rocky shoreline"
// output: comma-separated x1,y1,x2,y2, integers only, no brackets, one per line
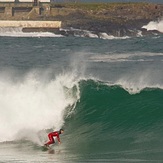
52,3,163,37
0,2,163,37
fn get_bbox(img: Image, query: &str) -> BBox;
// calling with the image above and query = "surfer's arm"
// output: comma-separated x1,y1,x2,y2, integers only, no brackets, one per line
56,133,61,144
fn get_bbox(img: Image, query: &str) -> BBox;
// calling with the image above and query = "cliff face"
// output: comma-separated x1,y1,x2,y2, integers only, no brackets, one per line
0,2,163,36
53,3,162,24
49,3,163,36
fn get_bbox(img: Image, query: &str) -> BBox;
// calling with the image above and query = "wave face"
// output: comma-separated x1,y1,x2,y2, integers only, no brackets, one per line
64,80,163,157
0,34,162,162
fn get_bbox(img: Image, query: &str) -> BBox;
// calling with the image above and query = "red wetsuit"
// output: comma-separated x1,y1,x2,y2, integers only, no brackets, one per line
45,131,60,146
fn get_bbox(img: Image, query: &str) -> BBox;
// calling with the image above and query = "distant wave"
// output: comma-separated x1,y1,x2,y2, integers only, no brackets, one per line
89,52,163,63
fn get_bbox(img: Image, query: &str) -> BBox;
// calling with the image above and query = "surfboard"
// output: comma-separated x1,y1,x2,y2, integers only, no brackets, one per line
41,145,50,151
41,146,55,154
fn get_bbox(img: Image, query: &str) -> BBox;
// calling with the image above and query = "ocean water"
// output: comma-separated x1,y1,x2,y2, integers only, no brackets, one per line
0,24,163,162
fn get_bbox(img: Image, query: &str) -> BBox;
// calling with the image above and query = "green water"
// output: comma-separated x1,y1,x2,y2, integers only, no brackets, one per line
0,34,163,162
64,80,163,161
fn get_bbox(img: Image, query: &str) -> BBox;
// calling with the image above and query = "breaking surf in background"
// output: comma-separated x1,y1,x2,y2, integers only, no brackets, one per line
0,19,162,39
142,19,163,33
0,27,163,162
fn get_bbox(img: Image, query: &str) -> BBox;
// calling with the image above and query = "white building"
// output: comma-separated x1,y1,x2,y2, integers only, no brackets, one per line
0,0,50,2
19,0,50,2
0,0,15,1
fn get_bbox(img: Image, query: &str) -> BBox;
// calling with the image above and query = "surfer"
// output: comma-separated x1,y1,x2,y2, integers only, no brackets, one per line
44,129,64,148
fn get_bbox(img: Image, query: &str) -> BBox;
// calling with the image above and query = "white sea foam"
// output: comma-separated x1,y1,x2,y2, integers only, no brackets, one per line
113,60,163,94
0,70,79,144
86,32,98,38
142,19,163,33
99,32,130,40
136,30,143,37
89,52,163,63
73,29,98,38
60,28,130,39
116,77,163,94
0,27,63,38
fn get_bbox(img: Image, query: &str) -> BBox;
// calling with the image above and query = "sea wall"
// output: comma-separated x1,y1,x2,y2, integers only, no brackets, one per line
0,20,61,28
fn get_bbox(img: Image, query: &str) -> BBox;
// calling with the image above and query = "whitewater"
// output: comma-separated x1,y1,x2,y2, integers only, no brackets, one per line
0,26,163,162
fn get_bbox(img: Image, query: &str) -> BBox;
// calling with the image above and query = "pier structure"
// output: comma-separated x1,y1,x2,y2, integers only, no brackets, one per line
0,1,62,30
0,0,51,19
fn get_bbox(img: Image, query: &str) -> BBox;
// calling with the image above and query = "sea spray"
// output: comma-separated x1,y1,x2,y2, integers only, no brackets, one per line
142,19,163,33
0,27,63,38
0,70,80,144
114,63,163,94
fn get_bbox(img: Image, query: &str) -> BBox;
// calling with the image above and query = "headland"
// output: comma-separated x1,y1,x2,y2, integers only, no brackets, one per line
0,2,163,37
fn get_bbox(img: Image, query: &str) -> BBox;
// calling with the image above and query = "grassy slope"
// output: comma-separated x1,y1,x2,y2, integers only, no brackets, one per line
49,2,162,30
50,2,162,22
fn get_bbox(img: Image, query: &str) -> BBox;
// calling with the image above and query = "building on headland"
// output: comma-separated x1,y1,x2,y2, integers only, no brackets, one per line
0,0,50,2
0,0,62,31
0,0,52,19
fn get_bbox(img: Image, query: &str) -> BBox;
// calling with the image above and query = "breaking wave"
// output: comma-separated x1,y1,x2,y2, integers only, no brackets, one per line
142,19,163,33
0,71,79,144
0,27,63,38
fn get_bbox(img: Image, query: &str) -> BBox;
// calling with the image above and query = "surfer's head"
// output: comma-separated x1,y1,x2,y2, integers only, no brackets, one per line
59,129,64,134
